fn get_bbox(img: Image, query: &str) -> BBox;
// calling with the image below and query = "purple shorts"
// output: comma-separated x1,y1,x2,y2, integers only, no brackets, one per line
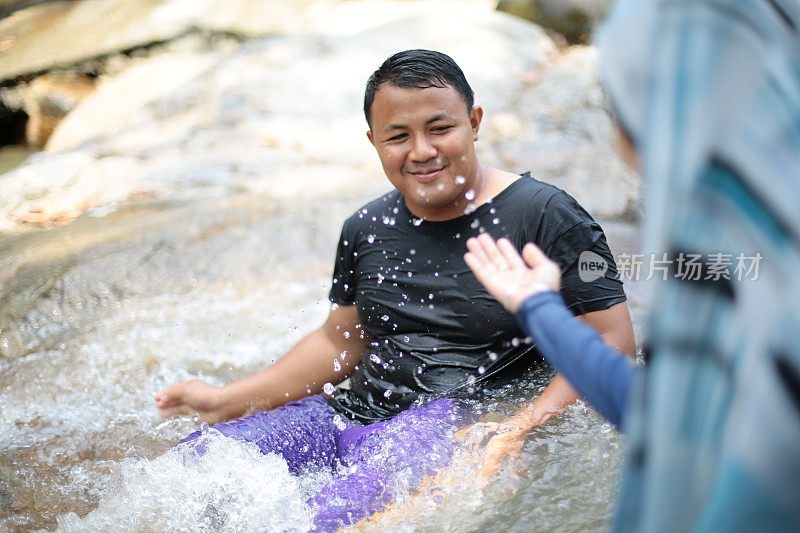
178,395,464,531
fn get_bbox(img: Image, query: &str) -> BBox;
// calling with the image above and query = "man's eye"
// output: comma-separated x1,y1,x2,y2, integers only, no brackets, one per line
431,126,452,133
387,134,407,142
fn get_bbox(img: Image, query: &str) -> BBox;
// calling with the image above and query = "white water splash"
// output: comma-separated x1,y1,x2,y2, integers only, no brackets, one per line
56,431,314,532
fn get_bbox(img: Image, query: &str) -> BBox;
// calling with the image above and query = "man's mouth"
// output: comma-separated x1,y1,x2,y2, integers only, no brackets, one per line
408,167,445,183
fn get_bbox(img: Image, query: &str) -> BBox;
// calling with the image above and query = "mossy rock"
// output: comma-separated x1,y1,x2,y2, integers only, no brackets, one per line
497,0,609,44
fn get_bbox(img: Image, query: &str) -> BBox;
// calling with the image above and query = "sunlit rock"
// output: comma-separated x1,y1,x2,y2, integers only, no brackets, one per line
0,0,333,82
500,46,639,220
45,52,220,153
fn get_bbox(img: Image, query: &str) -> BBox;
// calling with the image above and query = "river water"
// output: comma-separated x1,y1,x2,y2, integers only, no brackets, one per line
0,191,644,532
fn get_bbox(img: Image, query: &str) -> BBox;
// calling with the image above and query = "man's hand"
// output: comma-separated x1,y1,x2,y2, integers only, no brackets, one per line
155,379,227,424
464,235,561,313
480,426,528,479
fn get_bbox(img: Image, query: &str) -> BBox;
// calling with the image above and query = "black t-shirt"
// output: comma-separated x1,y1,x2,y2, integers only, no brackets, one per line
327,173,626,423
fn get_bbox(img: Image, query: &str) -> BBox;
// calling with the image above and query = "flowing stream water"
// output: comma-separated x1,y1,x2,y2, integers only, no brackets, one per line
0,192,644,532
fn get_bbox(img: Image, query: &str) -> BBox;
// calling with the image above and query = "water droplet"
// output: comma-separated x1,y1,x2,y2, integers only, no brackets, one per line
464,203,476,214
428,293,434,300
367,234,375,244
343,331,351,339
465,189,476,200
412,218,423,227
488,351,498,361
493,218,500,224
466,375,477,385
383,390,392,398
333,414,347,430
323,383,335,395
409,249,416,255
343,240,349,246
370,354,382,364
333,360,341,372
470,219,480,229
511,337,520,347
478,366,486,375
381,314,390,321
455,175,466,185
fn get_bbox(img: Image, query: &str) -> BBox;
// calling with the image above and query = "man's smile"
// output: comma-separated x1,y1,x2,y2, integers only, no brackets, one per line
407,166,446,183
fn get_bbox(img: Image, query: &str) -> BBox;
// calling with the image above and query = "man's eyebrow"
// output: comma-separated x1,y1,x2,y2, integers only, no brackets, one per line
382,114,450,133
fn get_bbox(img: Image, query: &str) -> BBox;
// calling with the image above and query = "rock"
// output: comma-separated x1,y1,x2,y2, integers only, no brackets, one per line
0,151,142,231
0,0,335,82
496,0,611,44
500,46,640,219
45,52,220,152
0,1,555,231
21,72,96,147
0,0,639,232
0,191,369,359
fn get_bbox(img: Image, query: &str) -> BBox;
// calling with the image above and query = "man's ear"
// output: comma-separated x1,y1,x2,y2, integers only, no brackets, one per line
366,129,375,147
470,105,484,140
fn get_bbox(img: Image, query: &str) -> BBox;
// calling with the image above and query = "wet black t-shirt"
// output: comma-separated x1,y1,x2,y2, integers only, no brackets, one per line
327,173,626,422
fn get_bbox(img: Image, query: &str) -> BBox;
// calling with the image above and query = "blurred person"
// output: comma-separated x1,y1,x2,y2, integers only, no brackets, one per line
465,0,800,530
155,49,635,530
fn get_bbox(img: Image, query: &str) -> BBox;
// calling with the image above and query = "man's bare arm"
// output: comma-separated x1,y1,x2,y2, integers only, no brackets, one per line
155,304,370,423
479,301,635,477
503,301,635,427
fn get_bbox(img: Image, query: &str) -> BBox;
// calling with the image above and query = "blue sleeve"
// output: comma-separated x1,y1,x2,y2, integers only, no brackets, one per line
516,291,636,429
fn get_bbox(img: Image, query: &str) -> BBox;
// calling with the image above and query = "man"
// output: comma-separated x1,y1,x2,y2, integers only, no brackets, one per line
156,49,635,529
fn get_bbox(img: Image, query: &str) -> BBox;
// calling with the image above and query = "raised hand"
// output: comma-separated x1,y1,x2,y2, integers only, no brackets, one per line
464,234,561,313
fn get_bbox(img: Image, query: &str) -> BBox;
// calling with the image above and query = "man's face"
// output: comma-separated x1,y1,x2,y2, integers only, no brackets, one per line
367,83,483,221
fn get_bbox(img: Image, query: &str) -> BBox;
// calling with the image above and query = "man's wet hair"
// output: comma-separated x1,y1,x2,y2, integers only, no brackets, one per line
363,49,475,128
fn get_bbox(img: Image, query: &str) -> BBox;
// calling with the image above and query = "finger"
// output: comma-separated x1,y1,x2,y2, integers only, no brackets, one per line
476,233,509,271
522,242,551,269
496,238,526,269
155,386,182,407
466,237,492,267
158,404,194,419
464,252,495,290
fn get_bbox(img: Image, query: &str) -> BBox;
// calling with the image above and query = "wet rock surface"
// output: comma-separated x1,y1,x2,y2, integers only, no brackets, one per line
0,191,380,359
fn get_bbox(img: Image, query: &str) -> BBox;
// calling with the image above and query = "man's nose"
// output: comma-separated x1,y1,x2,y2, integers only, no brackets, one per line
409,134,437,162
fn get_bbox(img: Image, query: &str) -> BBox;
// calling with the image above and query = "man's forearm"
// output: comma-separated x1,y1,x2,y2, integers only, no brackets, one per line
212,305,369,420
505,312,636,431
215,329,362,419
507,373,579,430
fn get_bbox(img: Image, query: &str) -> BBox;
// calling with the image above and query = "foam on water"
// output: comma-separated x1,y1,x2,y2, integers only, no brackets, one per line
55,431,315,532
